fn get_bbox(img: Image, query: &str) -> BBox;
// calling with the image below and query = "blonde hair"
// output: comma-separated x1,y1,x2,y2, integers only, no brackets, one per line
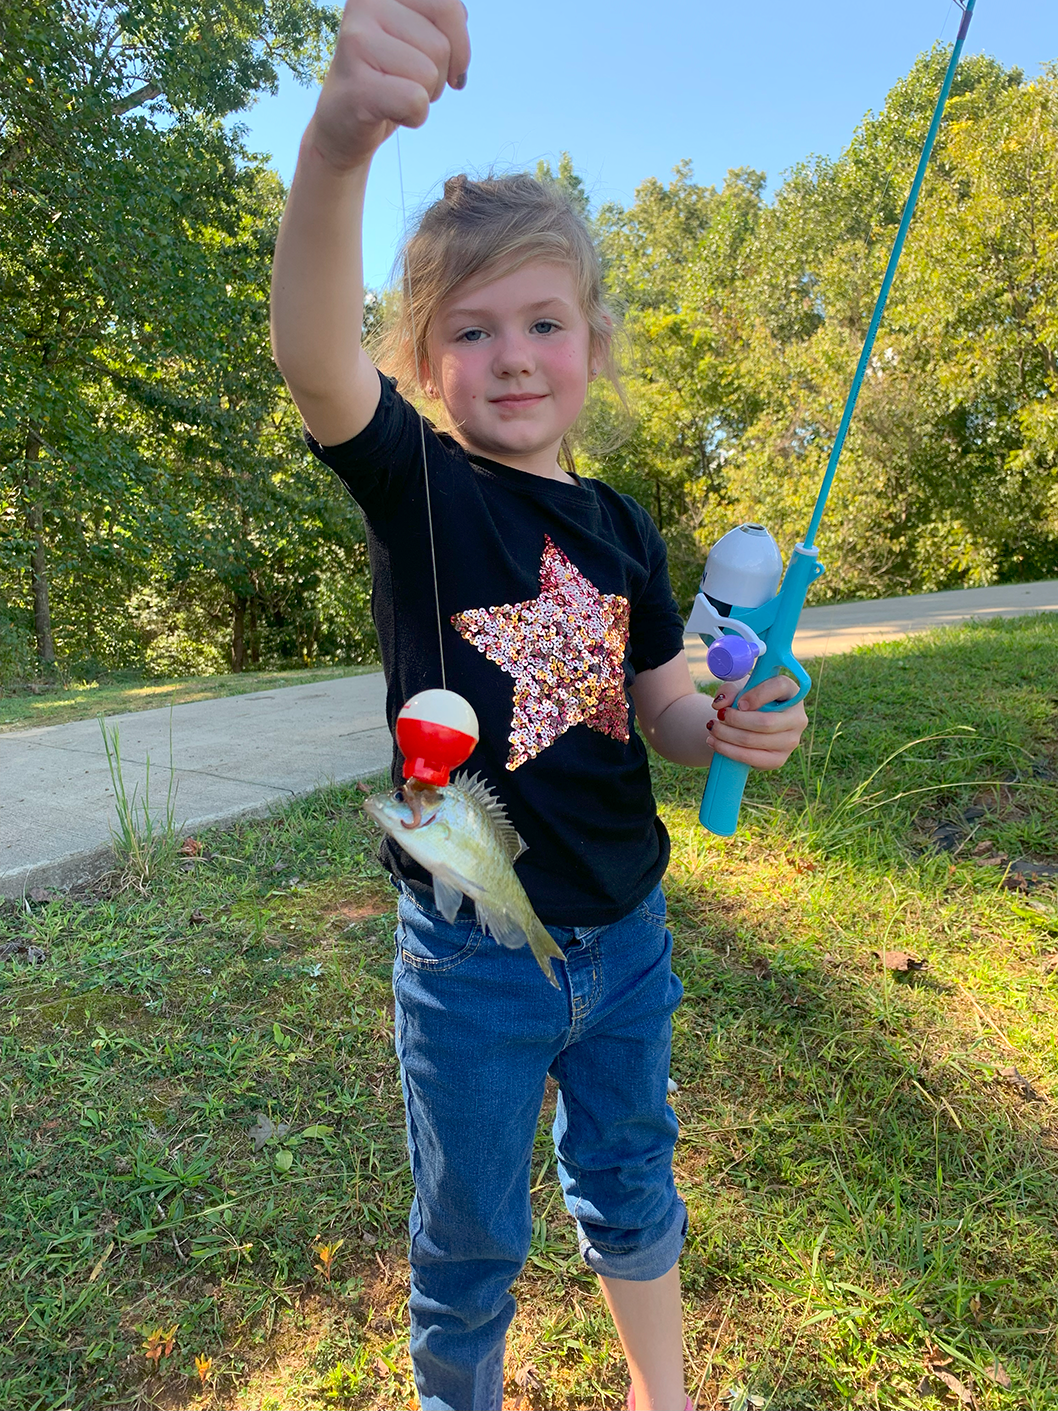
374,172,622,470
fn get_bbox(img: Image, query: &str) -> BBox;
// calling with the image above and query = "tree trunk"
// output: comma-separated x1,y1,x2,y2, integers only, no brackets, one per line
24,429,57,670
232,597,247,672
249,596,260,667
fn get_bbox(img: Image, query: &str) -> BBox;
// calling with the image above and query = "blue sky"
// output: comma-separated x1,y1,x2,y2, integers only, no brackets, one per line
234,0,1058,291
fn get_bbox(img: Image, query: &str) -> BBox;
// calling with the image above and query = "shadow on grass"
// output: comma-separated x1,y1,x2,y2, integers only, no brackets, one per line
655,616,1058,1408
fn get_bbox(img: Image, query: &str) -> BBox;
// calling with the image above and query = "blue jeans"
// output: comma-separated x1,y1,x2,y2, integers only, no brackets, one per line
392,881,686,1411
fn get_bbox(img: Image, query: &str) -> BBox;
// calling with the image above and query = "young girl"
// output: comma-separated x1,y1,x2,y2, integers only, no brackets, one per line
271,4,808,1407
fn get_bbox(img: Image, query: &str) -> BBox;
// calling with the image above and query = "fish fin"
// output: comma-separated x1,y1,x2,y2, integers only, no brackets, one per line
474,899,526,950
529,919,565,989
474,903,566,990
452,771,526,861
432,875,465,923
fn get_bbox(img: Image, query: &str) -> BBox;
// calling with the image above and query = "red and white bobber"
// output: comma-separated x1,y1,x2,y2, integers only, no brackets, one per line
395,689,479,787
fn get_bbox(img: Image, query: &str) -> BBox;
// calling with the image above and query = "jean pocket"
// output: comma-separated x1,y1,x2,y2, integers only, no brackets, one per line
396,894,481,973
636,885,667,928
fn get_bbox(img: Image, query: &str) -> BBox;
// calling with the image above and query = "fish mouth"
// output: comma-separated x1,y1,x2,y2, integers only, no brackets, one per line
398,780,442,830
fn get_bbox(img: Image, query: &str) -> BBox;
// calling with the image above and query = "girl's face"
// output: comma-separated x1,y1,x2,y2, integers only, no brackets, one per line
426,260,595,479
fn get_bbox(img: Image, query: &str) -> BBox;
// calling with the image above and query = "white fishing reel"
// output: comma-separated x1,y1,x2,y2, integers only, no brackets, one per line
685,524,784,680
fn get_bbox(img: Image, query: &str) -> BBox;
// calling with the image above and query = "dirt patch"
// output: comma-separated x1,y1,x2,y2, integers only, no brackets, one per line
332,899,391,925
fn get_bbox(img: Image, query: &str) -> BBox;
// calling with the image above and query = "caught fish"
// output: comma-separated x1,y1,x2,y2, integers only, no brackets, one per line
363,773,565,987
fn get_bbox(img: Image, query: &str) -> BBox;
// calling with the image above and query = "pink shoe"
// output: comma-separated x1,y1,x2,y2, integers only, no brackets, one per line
626,1387,694,1410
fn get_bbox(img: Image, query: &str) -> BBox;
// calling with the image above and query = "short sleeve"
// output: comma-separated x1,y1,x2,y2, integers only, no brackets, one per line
627,508,687,675
304,370,432,520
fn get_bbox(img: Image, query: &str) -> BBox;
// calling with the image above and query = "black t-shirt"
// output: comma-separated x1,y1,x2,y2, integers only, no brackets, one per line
307,371,686,926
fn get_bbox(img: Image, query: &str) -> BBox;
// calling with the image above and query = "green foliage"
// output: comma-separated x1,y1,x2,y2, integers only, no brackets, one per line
99,717,179,890
584,50,1058,608
0,0,381,682
534,150,590,220
3,18,1056,682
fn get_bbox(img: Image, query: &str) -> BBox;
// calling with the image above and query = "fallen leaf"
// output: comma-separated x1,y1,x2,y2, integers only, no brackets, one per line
923,1348,977,1407
188,909,206,926
751,957,772,981
0,941,48,965
972,840,995,856
933,1368,976,1406
28,887,56,902
981,1359,1011,1389
248,1114,290,1151
996,1066,1043,1101
179,837,203,857
514,1364,543,1391
357,780,371,793
88,1240,114,1283
876,950,928,972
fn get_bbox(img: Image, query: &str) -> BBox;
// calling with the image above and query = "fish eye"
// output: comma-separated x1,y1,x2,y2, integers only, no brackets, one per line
394,788,404,802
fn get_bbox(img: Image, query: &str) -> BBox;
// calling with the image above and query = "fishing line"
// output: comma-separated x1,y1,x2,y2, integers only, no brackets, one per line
803,0,975,549
874,0,959,219
395,126,448,691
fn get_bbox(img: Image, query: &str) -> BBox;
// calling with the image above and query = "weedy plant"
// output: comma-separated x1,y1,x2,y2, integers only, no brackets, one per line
98,715,180,891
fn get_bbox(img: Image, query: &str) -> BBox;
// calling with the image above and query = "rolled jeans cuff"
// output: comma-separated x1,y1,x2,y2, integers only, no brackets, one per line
576,1194,687,1282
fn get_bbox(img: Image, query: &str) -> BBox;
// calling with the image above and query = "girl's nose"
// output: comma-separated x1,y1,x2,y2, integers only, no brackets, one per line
492,334,534,377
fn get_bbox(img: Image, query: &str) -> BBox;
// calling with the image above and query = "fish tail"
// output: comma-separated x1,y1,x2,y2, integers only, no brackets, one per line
529,919,566,990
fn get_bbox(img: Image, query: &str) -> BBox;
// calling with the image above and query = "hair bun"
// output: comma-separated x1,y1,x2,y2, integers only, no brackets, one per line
443,174,470,203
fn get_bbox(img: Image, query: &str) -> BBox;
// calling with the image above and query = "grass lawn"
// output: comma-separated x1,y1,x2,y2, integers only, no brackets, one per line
1,614,1056,1411
0,664,381,732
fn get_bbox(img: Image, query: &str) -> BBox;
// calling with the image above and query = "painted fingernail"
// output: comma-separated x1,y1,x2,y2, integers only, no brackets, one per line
713,693,726,706
706,720,714,732
453,71,467,89
716,708,727,721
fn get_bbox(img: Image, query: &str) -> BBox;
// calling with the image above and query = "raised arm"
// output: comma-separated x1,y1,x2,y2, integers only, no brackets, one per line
270,0,470,447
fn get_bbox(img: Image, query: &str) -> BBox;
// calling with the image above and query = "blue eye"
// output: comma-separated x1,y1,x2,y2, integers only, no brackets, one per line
532,320,558,335
459,328,485,342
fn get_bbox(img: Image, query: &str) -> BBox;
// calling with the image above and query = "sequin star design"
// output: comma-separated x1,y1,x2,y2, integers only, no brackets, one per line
452,536,630,770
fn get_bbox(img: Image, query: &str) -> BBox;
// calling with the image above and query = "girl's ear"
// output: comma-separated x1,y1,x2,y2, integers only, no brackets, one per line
419,362,439,398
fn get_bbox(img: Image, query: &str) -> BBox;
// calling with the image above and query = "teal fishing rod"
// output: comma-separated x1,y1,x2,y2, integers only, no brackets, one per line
687,0,977,836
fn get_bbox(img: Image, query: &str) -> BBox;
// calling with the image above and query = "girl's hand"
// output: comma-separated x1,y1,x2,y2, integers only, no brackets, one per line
312,0,471,172
708,677,808,772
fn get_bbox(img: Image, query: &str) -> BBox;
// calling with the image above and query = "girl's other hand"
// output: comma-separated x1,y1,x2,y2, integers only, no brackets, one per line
709,677,808,772
312,0,471,172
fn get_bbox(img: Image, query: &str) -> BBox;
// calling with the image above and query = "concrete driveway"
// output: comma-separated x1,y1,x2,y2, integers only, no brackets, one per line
2,579,1055,898
683,578,1058,679
1,674,390,897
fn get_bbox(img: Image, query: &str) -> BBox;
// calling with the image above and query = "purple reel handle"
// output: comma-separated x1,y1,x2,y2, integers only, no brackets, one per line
706,635,759,681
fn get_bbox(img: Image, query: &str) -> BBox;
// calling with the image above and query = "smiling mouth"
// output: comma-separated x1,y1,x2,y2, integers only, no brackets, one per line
491,393,546,407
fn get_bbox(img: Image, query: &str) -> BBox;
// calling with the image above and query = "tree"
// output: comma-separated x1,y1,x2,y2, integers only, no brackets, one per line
0,0,343,674
588,49,1058,607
